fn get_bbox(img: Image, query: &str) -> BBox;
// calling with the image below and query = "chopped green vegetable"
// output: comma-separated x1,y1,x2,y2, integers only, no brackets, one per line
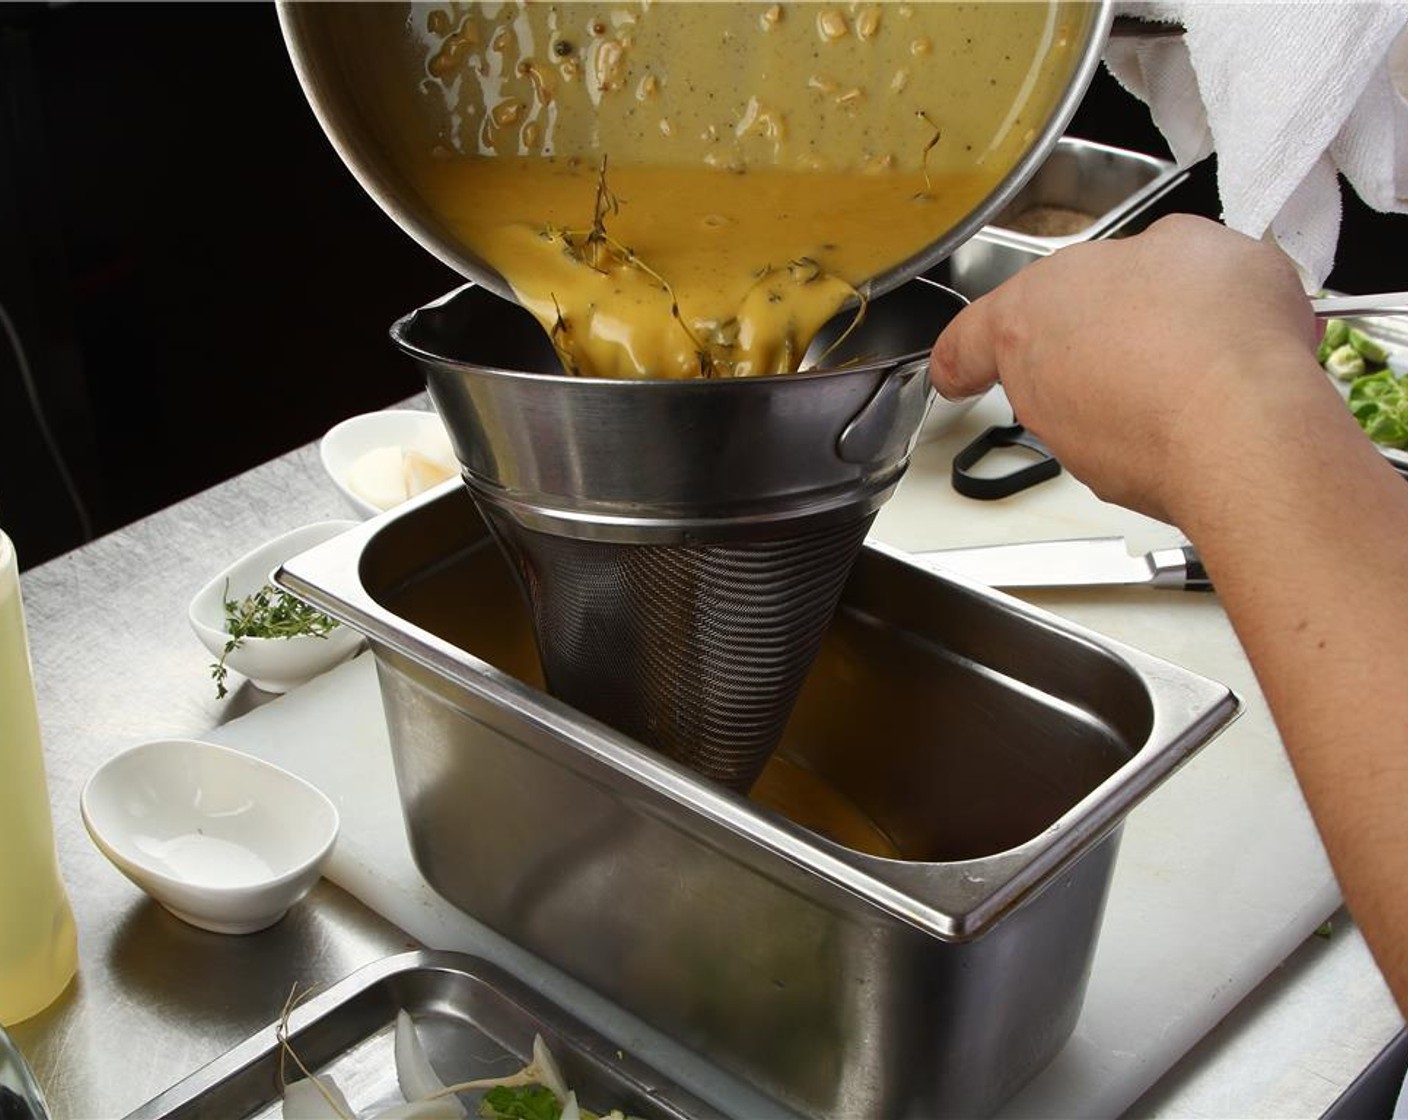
476,1085,629,1120
479,1085,563,1120
1349,326,1390,366
1348,369,1401,415
210,581,340,698
1348,369,1408,449
1319,320,1408,446
1325,343,1366,381
1317,318,1349,364
1319,321,1395,379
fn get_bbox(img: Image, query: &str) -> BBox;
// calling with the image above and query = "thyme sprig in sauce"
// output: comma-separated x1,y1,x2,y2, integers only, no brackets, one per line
210,580,340,699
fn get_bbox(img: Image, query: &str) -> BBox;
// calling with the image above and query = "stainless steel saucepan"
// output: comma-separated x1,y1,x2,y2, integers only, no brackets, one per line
278,1,1114,304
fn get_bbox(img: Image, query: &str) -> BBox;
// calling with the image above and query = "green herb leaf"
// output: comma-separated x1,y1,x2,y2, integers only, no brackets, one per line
209,580,340,699
478,1084,563,1120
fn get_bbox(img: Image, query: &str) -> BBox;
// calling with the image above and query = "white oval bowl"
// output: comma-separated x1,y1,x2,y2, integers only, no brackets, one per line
319,409,458,519
189,521,362,695
80,738,340,935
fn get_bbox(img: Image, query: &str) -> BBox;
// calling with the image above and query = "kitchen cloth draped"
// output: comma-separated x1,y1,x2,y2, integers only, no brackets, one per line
1104,1,1408,289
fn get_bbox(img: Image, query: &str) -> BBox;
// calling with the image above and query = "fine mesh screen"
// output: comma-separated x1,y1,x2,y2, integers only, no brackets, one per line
480,503,876,791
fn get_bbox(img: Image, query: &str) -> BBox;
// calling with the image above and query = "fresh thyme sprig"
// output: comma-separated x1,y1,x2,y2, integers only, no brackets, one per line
210,581,340,699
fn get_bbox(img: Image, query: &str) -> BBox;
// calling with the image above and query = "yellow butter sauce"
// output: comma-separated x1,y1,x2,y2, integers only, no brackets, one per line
328,0,1093,378
409,157,999,377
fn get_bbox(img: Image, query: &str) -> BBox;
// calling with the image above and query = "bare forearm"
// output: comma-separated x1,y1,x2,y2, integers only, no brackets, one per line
1173,365,1408,1011
928,215,1408,1012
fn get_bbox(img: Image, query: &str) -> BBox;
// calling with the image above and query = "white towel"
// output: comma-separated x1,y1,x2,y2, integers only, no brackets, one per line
1104,1,1408,289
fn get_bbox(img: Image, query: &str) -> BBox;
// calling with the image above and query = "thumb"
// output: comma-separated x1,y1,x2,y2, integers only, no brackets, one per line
929,294,1004,402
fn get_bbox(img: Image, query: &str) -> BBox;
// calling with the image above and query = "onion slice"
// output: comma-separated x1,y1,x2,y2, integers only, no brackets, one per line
394,1011,468,1119
372,1098,464,1119
283,1074,355,1119
531,1034,570,1104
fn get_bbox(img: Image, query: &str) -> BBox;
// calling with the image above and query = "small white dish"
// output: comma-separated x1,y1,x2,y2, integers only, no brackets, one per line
80,738,340,935
319,408,458,519
189,521,362,695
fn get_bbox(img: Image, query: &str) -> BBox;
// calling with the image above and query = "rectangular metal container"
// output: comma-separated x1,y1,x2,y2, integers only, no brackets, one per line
278,486,1238,1119
928,138,1188,300
986,136,1187,250
125,950,718,1119
925,235,1048,303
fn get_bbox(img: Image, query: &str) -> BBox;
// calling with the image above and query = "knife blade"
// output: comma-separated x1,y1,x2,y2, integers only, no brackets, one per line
916,536,1212,591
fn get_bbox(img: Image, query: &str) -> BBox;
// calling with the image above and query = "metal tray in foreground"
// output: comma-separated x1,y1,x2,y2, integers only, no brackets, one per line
124,950,719,1120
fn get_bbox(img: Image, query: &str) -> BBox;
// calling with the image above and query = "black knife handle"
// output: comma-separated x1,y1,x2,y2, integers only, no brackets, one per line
1181,546,1213,591
1150,545,1214,592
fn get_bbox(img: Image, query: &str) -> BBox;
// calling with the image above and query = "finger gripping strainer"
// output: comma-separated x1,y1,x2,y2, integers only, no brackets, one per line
393,279,965,791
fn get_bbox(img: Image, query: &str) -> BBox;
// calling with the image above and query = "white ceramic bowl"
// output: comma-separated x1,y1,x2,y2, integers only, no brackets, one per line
189,521,362,695
80,738,340,934
319,408,459,519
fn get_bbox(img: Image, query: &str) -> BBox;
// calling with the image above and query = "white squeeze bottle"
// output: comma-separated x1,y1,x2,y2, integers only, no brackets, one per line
0,528,77,1025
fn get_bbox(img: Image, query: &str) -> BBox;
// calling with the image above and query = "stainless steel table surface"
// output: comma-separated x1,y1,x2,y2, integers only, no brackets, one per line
6,401,1403,1119
8,438,416,1120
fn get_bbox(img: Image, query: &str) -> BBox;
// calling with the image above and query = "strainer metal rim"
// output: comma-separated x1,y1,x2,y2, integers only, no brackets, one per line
406,280,961,542
463,472,904,543
389,286,937,388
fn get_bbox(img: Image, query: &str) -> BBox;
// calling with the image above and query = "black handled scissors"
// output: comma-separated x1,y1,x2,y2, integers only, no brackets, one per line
951,421,1061,500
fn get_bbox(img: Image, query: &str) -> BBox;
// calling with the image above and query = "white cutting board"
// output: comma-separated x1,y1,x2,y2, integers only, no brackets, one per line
209,390,1371,1117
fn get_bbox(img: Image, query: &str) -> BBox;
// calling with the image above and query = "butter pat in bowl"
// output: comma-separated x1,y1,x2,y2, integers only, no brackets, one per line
80,738,339,934
319,408,458,518
189,521,363,696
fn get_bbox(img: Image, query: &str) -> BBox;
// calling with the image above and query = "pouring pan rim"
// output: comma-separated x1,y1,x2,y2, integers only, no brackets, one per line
388,277,963,389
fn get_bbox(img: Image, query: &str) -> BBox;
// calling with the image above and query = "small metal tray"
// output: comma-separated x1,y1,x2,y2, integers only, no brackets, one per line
984,136,1187,251
926,139,1186,301
124,950,720,1120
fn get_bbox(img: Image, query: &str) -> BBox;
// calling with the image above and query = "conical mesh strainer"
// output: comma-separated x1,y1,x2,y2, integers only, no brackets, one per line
479,505,875,790
393,279,966,791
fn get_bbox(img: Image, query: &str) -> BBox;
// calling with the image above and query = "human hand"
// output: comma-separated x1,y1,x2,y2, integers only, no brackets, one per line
929,215,1324,523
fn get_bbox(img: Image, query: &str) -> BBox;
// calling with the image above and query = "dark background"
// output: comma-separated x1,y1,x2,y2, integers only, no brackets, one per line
1,3,1403,568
